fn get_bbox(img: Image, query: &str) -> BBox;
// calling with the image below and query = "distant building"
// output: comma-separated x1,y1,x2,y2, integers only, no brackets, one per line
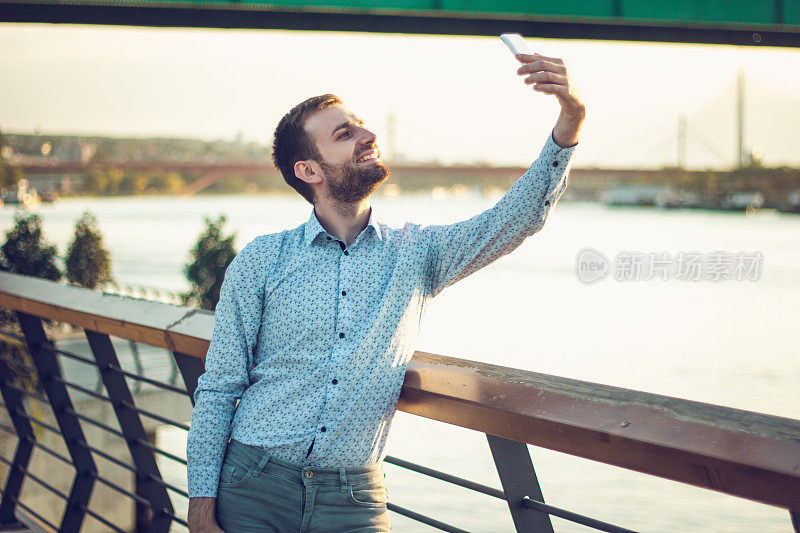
601,184,676,207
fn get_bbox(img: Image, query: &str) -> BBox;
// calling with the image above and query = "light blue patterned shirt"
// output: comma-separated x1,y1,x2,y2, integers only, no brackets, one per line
187,131,577,498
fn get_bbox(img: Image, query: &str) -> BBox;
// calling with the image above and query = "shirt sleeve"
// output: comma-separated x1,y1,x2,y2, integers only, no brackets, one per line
422,130,577,297
186,241,264,498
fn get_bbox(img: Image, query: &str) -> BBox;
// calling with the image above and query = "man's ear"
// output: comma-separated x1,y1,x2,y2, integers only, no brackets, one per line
294,160,323,186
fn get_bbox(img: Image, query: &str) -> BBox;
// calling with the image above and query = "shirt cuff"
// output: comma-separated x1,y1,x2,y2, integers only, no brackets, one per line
550,128,579,150
540,130,577,176
188,464,221,499
536,130,576,208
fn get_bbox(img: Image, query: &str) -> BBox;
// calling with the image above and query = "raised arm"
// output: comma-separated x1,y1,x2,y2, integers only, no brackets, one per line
423,51,585,297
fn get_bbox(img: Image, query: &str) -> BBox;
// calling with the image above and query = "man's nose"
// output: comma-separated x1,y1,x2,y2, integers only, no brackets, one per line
359,128,377,145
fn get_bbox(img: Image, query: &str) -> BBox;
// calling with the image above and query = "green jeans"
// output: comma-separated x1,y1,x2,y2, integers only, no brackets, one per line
216,439,392,532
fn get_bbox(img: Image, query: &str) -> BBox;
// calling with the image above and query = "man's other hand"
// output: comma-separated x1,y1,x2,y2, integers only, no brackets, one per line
515,52,586,147
188,497,225,533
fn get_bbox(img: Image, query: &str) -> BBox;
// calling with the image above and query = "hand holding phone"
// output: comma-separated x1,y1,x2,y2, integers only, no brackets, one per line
499,34,586,146
500,33,534,59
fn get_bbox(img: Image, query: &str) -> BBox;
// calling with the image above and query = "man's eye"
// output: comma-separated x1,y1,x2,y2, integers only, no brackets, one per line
338,131,350,139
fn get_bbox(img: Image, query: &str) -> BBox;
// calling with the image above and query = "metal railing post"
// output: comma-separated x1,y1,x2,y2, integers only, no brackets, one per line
487,433,554,533
84,329,174,532
16,312,96,533
0,345,35,529
128,340,143,394
172,351,205,406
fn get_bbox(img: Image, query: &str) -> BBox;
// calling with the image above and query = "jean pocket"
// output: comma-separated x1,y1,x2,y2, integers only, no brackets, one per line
219,461,252,488
348,485,388,507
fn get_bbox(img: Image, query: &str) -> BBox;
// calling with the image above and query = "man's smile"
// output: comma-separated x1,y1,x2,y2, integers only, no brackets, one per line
356,148,380,164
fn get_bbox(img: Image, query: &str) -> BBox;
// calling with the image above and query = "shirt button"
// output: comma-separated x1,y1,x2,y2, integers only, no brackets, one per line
320,426,327,432
343,251,349,256
341,290,346,296
544,200,550,206
326,236,331,240
339,332,345,339
305,470,314,479
552,161,559,167
332,379,338,385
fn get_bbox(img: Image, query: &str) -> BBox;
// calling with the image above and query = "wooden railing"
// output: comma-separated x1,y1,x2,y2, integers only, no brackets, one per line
0,271,798,532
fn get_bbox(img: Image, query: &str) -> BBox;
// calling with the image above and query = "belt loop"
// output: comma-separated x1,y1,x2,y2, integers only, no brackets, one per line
339,468,347,493
255,452,272,475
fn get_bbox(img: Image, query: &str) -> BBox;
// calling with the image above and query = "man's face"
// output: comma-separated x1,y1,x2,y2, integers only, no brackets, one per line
304,104,390,204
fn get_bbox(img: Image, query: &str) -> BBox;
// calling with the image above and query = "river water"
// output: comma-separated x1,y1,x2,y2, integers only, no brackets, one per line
2,193,798,532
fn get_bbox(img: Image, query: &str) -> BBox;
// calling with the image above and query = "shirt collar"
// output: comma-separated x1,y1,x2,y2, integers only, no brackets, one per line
303,207,383,247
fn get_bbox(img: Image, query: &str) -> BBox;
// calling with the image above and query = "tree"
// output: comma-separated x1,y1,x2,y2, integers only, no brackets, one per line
84,169,110,195
0,127,21,194
66,211,112,289
0,160,20,195
0,212,61,281
119,172,150,194
149,171,185,194
183,215,237,310
0,213,62,396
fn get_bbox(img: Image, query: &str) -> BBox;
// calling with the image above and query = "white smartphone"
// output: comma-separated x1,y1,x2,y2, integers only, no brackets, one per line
500,33,533,57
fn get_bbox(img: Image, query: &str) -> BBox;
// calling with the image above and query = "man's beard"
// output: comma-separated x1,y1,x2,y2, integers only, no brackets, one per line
320,157,390,206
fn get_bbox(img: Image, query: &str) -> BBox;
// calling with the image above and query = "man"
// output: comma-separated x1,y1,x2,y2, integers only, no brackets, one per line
187,51,585,532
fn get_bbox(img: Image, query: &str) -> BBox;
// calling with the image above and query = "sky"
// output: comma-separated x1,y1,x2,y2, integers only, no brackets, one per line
2,23,800,170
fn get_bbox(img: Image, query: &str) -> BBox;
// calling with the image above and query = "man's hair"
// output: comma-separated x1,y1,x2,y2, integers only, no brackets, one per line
272,94,343,204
